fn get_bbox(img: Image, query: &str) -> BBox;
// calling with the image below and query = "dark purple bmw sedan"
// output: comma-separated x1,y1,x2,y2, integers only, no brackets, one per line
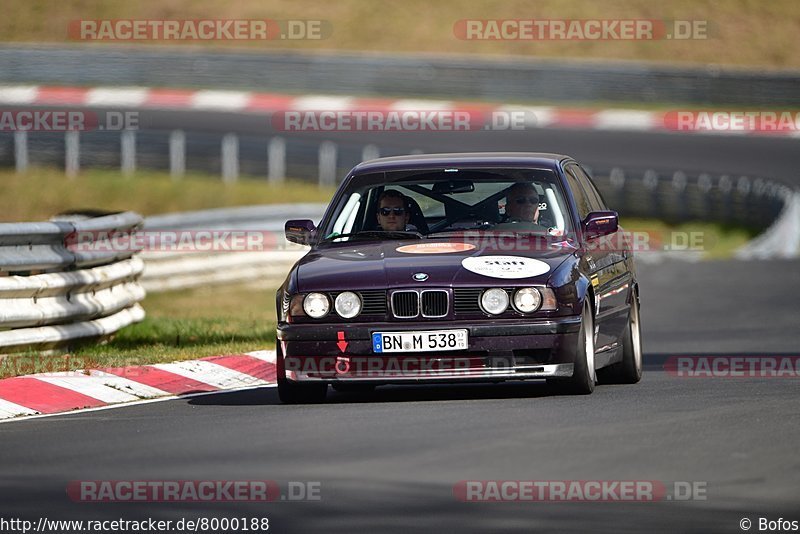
276,153,642,403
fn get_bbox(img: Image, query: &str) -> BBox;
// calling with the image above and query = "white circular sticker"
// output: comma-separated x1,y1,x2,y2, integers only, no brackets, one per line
461,255,551,279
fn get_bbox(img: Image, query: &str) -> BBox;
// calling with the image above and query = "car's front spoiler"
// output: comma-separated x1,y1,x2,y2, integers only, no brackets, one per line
290,362,574,384
279,316,583,382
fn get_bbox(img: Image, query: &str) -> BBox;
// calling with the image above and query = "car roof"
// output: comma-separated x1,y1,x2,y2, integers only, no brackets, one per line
352,152,571,174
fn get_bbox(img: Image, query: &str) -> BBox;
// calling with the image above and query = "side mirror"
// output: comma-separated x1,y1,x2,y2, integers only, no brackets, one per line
285,219,316,245
583,211,618,239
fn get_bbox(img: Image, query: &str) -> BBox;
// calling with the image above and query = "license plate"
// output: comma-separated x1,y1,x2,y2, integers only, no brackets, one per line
372,329,469,353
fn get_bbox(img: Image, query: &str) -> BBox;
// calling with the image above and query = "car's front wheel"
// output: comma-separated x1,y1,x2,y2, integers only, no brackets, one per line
276,346,328,404
332,383,377,394
598,288,643,385
548,300,596,395
277,378,328,404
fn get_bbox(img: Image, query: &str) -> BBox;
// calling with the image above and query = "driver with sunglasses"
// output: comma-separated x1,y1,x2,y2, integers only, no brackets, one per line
494,182,547,231
376,189,411,231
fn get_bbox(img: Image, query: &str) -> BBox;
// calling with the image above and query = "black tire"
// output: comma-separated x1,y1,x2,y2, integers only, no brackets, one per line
332,383,377,394
276,345,328,404
598,289,643,385
548,300,596,395
277,377,328,404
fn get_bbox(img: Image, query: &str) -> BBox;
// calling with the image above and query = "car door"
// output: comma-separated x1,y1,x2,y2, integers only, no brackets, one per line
563,163,623,353
573,164,633,350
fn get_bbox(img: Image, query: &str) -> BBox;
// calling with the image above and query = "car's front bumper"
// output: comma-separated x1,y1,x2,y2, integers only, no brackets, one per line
296,362,575,383
277,316,581,384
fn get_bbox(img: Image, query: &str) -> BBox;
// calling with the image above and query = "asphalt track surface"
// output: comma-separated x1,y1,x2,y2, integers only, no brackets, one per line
1,111,799,533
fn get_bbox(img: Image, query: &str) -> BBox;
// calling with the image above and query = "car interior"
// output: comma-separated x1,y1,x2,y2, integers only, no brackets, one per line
325,169,571,240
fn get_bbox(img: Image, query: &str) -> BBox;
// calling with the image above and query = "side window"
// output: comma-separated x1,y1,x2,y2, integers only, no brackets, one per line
573,166,607,211
563,164,593,220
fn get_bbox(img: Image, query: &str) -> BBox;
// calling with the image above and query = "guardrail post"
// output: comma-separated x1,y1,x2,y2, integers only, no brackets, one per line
609,167,625,214
13,131,28,173
643,170,659,219
752,178,767,227
362,144,380,162
318,141,337,187
672,171,688,222
718,175,733,223
752,178,765,197
736,176,751,222
697,173,712,194
221,133,239,183
737,176,751,196
697,173,713,220
169,130,186,181
764,181,783,224
120,130,136,177
268,137,286,184
65,131,80,178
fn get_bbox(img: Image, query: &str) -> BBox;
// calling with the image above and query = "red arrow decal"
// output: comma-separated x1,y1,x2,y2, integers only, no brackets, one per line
337,331,348,353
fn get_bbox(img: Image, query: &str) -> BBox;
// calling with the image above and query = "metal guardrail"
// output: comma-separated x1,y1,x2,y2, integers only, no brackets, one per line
585,167,798,260
736,190,800,259
140,204,323,292
0,211,143,272
140,250,306,292
2,45,800,106
586,166,789,230
0,212,145,353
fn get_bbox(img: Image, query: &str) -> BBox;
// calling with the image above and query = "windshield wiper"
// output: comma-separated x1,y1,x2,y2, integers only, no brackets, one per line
323,230,423,242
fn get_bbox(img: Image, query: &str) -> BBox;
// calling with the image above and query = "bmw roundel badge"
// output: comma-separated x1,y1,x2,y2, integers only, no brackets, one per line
413,272,429,281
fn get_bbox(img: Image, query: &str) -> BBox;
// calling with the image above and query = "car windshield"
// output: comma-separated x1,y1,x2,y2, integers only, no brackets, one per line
320,167,573,242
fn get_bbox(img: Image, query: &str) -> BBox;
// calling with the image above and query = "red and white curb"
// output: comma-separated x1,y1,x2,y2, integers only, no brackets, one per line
0,350,276,422
1,84,798,137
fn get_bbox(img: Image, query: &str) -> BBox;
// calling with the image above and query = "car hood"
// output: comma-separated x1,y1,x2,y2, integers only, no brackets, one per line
296,238,577,291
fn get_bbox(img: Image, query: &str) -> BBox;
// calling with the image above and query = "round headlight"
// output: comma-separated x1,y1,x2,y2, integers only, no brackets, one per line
303,292,330,318
335,291,362,319
514,287,542,313
481,288,509,315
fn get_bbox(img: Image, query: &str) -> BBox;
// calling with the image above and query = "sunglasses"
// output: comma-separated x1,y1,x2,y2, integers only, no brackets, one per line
379,207,406,216
514,196,540,205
